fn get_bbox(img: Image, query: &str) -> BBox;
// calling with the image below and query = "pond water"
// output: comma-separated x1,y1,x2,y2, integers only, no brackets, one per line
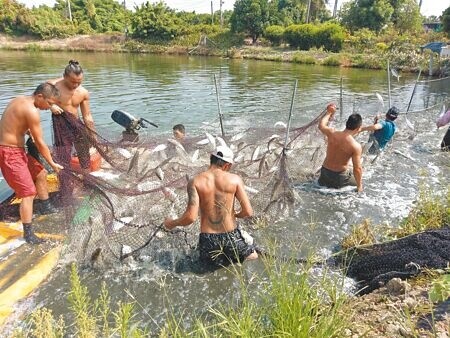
0,50,449,332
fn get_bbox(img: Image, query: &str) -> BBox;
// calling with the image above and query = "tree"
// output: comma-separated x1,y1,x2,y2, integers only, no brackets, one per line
230,0,271,43
340,0,394,32
443,6,450,37
390,0,422,34
130,2,182,41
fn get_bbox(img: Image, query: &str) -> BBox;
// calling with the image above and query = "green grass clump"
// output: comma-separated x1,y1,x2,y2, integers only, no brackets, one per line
393,185,450,238
292,52,317,64
322,54,342,66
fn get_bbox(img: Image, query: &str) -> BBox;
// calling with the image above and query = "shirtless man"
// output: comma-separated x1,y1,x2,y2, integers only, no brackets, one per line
0,83,63,244
318,103,363,192
48,59,95,173
164,145,258,267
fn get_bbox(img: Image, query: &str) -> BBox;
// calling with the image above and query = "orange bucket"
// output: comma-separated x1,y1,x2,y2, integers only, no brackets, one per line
70,151,102,172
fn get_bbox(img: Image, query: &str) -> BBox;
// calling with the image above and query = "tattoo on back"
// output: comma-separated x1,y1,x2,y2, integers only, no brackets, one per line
208,192,227,230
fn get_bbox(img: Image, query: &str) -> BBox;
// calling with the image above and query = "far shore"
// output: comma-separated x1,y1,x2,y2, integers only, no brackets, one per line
1,33,446,75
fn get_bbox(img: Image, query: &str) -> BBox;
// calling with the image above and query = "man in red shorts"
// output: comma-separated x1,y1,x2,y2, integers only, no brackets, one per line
0,83,63,244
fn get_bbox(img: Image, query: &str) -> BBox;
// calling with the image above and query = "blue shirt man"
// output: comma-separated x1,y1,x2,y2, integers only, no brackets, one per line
361,106,399,153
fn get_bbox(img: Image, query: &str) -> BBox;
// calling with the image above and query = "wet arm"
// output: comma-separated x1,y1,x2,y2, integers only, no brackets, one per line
235,177,253,218
164,179,199,230
361,122,382,133
352,146,363,192
80,92,95,133
28,113,62,172
318,106,336,136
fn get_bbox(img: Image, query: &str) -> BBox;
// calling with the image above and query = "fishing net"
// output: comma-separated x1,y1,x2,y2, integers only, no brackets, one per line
332,227,450,295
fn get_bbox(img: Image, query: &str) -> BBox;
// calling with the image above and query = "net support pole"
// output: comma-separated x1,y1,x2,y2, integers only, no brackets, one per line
283,79,298,150
213,74,225,137
406,69,421,113
387,60,392,109
339,77,343,121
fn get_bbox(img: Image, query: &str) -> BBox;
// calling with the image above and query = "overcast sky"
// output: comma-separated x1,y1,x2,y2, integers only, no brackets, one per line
19,0,449,17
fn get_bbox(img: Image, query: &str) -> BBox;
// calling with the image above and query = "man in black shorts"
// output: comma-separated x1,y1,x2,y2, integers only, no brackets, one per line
164,145,258,267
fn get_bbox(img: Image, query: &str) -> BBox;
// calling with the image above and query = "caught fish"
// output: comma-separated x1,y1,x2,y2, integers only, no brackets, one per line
163,187,178,202
205,132,216,149
112,216,133,231
258,154,267,178
274,121,287,129
230,131,245,142
251,145,260,161
137,180,161,192
390,68,400,82
405,117,415,131
244,185,259,194
167,138,186,153
375,93,384,109
191,149,199,162
121,245,132,256
156,167,164,181
151,144,168,153
216,136,227,148
127,150,139,174
234,154,244,163
196,138,209,145
117,147,132,159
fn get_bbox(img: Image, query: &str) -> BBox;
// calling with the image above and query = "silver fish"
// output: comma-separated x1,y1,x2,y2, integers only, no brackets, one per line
156,167,164,181
274,121,287,129
390,68,400,82
127,150,139,174
251,145,260,161
152,144,168,153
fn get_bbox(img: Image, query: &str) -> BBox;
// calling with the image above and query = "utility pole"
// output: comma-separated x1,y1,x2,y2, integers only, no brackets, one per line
123,0,127,38
211,1,214,25
220,0,224,27
67,0,72,21
333,0,338,18
306,0,312,24
418,0,423,10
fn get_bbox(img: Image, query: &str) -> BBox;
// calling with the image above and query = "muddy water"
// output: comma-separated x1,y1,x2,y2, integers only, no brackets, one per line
0,50,449,331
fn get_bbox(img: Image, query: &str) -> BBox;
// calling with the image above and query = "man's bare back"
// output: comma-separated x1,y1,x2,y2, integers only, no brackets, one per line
318,104,363,192
194,167,252,233
322,131,361,172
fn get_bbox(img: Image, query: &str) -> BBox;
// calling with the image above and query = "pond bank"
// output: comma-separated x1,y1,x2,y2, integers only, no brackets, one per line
1,33,446,75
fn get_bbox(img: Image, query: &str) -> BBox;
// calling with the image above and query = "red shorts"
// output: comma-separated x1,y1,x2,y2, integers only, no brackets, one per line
27,154,45,180
0,145,41,198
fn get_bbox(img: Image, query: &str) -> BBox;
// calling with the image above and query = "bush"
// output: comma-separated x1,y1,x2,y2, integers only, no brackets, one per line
284,24,318,50
322,54,342,66
264,25,284,46
316,23,346,52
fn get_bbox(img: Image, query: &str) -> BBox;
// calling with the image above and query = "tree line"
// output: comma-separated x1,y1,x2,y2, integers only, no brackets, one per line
0,0,449,52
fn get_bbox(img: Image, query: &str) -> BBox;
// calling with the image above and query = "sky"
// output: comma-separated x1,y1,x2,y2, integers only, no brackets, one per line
19,0,449,17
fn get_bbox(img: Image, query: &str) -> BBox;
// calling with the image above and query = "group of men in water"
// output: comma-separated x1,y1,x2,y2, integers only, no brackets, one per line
0,60,448,269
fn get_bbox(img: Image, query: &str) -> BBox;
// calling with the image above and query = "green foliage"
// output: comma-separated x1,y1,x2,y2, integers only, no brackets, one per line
264,24,284,45
231,0,271,43
394,185,450,238
285,23,318,49
0,0,33,36
443,7,450,37
130,2,182,42
322,54,342,66
341,0,395,32
316,22,346,52
292,51,317,64
30,308,65,338
429,274,450,303
54,0,127,33
284,23,345,51
67,264,98,337
392,0,422,34
29,6,75,39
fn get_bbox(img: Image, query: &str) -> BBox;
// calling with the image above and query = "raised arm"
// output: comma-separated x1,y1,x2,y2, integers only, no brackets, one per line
164,179,199,230
361,116,383,133
319,104,337,136
351,144,363,192
234,176,253,218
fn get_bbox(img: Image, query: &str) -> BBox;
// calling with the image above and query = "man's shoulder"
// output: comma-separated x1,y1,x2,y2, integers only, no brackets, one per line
47,77,62,85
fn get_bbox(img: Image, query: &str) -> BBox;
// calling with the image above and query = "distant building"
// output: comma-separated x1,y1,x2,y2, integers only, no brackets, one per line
423,22,442,33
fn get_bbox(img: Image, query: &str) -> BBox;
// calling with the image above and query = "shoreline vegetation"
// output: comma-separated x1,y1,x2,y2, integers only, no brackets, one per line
6,185,450,337
1,32,449,75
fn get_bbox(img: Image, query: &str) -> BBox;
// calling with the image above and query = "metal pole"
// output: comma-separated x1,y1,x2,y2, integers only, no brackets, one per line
306,0,312,23
211,1,214,25
284,79,298,149
339,77,343,121
406,69,421,113
67,0,72,21
220,0,224,27
387,60,392,108
213,74,225,137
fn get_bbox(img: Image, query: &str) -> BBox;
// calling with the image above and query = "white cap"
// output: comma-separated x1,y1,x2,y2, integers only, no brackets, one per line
212,145,234,164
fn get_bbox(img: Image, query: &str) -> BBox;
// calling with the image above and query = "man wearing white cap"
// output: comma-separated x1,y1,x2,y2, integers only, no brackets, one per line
164,145,258,267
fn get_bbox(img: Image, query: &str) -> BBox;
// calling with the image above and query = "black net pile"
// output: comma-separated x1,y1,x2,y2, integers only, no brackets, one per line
332,227,450,295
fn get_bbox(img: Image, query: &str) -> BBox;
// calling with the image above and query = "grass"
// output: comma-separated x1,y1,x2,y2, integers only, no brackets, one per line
11,253,352,337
